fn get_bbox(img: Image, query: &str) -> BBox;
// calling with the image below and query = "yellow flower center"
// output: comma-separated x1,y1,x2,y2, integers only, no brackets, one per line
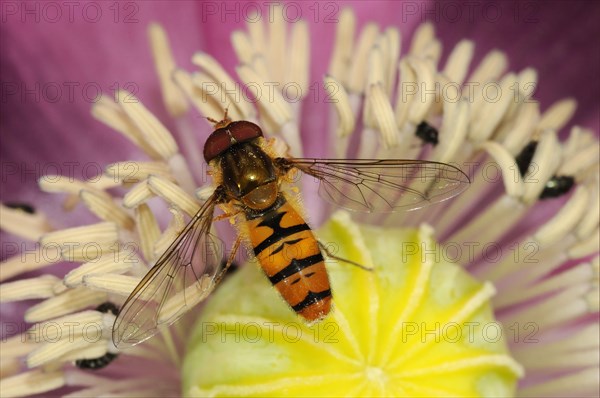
182,211,522,397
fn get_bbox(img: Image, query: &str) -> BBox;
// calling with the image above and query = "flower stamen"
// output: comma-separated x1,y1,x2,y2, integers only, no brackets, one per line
148,23,189,118
0,204,52,241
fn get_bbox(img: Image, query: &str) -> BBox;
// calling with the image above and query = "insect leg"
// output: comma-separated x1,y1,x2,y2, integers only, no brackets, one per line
213,210,242,222
214,235,243,285
317,241,373,272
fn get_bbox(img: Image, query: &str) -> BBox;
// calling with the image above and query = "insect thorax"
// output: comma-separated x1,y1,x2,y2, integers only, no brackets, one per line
219,142,279,211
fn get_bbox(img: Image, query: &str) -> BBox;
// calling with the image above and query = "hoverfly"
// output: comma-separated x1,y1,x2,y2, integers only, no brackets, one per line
112,113,470,348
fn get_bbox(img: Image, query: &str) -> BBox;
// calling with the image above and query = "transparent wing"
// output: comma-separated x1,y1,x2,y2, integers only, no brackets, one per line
279,158,470,212
113,193,226,349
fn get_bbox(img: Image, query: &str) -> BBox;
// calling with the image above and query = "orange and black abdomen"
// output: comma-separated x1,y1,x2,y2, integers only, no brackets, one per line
246,197,331,321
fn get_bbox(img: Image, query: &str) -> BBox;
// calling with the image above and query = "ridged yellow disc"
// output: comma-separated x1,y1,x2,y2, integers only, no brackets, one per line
183,211,522,397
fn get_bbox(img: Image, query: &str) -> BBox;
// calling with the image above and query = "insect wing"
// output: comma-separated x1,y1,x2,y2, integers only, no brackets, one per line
112,194,225,348
280,158,470,212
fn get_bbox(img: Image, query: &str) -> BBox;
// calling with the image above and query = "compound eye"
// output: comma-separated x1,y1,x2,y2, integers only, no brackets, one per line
203,121,264,163
203,128,232,162
228,121,263,142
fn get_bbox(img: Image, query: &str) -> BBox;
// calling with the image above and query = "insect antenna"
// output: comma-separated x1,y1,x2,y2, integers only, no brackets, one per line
206,106,231,129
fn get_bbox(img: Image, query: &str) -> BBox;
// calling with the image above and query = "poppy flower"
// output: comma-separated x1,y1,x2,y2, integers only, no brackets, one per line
1,1,598,397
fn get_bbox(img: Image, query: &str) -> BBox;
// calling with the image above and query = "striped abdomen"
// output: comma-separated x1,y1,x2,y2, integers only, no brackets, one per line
246,197,331,321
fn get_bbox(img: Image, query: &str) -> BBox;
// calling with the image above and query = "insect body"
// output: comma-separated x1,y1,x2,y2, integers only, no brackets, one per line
246,197,330,321
113,116,470,348
209,121,331,321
